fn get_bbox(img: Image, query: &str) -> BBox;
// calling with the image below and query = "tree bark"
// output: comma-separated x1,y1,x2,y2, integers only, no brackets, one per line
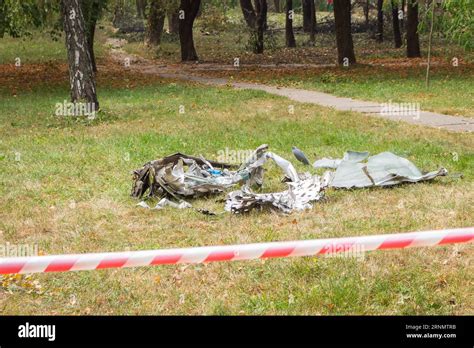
179,0,200,61
240,0,257,28
146,0,165,46
364,0,369,27
309,0,316,43
391,0,402,48
333,0,356,65
285,0,296,47
302,0,315,32
61,0,98,110
136,0,146,18
406,0,420,57
168,9,180,34
376,0,383,42
254,0,267,53
81,0,102,73
274,0,283,12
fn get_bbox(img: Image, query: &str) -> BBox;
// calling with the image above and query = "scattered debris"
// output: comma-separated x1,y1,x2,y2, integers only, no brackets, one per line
132,147,449,214
292,146,311,165
314,151,448,188
225,172,331,214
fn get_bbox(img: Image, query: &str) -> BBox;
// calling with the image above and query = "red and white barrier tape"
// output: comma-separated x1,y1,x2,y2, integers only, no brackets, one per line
0,227,472,275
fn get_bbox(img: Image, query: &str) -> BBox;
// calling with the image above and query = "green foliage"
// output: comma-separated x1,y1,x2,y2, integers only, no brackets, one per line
0,0,58,38
442,0,474,50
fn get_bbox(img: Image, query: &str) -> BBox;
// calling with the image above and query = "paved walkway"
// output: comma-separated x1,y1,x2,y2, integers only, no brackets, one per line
159,72,474,132
106,39,474,133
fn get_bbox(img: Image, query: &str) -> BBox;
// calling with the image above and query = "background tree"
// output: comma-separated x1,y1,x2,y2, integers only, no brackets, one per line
376,0,383,42
81,0,108,73
406,0,420,57
391,0,402,48
254,0,267,54
334,0,356,65
285,0,296,47
146,0,165,46
302,0,316,33
179,0,201,61
442,0,474,50
240,0,257,28
136,0,146,18
61,0,99,110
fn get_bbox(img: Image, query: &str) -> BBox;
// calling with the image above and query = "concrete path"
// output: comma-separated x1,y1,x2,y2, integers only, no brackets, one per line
106,39,474,133
157,71,473,132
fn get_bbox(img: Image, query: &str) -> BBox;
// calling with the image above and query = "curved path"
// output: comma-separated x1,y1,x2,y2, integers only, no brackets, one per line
105,38,474,133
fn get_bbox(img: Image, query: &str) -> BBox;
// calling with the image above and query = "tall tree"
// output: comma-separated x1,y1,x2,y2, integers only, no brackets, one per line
406,0,420,57
364,0,370,27
81,0,106,73
179,0,200,61
309,0,316,45
302,0,316,33
254,0,267,53
136,0,146,17
274,0,283,12
146,0,165,45
61,0,99,110
240,0,257,28
285,0,296,47
376,0,383,42
391,0,402,48
333,0,356,65
167,9,180,34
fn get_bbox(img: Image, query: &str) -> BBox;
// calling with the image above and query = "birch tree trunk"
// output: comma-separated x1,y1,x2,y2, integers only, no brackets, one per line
61,0,99,110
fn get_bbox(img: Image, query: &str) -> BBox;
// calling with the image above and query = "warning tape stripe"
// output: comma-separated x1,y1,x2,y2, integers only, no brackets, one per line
0,227,472,275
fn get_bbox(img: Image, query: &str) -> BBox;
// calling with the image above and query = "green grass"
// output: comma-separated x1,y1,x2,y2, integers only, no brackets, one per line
0,29,107,64
237,65,474,117
0,22,473,315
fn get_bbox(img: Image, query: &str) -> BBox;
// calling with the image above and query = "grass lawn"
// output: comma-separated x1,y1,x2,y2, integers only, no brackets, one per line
0,56,473,314
203,63,474,118
1,20,473,315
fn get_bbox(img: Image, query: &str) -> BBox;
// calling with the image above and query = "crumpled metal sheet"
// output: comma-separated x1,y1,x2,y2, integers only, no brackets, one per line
131,144,303,198
313,151,448,188
225,172,332,214
132,144,330,214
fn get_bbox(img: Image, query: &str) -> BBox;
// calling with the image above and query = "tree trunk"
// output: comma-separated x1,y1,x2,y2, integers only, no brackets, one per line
61,0,98,110
334,0,356,65
376,0,383,42
364,0,369,27
146,0,165,46
302,0,313,32
309,0,316,43
391,0,402,48
401,0,405,29
168,10,180,34
425,1,434,88
240,0,257,28
254,0,267,53
136,0,146,18
274,0,282,12
81,0,101,73
406,0,420,57
179,0,200,61
285,0,296,47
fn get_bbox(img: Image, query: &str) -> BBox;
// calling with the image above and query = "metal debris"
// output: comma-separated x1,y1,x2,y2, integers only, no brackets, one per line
132,147,448,214
313,151,448,188
132,144,330,214
225,171,332,214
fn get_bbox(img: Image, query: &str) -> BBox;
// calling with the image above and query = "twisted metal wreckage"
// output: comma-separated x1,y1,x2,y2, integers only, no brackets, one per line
131,144,448,214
